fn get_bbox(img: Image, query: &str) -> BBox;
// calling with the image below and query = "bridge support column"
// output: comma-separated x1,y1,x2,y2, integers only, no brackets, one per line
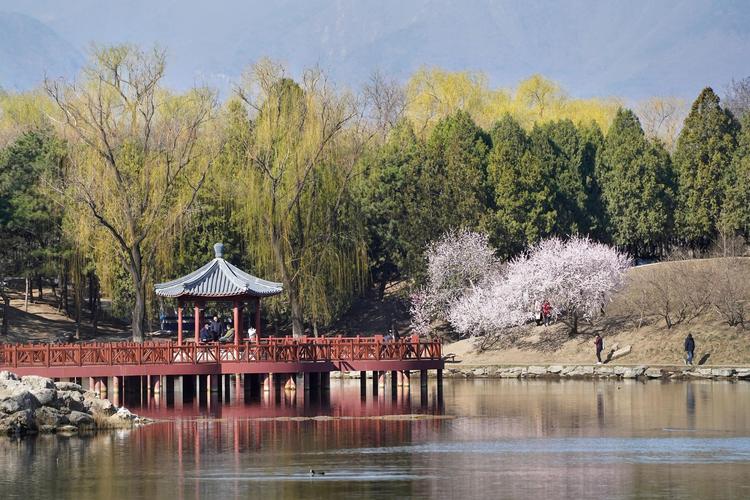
378,372,386,388
371,371,379,396
401,370,410,390
165,376,175,405
210,374,220,394
284,374,296,391
261,373,270,392
360,371,367,397
99,378,107,399
320,372,330,391
224,375,232,399
390,370,398,398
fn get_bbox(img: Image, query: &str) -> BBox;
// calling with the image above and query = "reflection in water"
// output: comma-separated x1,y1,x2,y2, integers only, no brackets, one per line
1,379,750,499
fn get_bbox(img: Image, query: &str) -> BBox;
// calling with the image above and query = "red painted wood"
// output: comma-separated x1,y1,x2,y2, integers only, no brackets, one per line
0,338,443,379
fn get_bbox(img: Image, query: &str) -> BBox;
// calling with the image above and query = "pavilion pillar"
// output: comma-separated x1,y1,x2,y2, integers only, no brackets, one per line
233,300,241,347
255,297,261,337
177,300,184,345
194,300,204,343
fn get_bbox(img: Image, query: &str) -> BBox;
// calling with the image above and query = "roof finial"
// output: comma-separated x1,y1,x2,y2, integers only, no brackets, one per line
214,242,224,259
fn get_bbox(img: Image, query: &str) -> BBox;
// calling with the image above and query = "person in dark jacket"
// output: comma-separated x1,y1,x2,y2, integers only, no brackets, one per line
684,333,695,365
594,334,604,364
210,316,223,341
199,324,212,343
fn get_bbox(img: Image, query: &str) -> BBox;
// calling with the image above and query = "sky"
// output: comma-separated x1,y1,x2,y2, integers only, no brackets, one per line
1,0,749,101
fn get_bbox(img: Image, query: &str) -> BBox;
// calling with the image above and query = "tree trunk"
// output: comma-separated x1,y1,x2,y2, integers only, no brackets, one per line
288,284,304,339
24,277,30,312
91,273,99,337
74,278,82,340
132,281,146,342
62,262,69,315
37,275,43,300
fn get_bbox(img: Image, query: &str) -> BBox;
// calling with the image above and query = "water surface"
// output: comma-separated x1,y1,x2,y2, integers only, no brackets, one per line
2,379,749,499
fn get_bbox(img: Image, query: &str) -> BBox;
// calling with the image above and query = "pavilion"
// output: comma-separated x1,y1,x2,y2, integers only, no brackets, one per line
155,243,283,345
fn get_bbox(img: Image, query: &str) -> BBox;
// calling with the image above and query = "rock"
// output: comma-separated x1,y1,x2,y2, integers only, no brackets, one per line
613,366,627,376
54,382,84,392
31,388,57,406
547,365,563,374
38,424,57,433
20,375,55,391
568,366,594,377
56,425,78,434
711,368,735,378
527,366,547,376
472,367,488,377
561,366,578,376
0,409,35,435
610,345,632,361
0,390,41,414
88,397,116,417
498,368,523,379
645,368,663,379
68,411,94,426
595,366,614,376
0,371,19,382
736,369,750,379
56,390,86,412
34,406,69,427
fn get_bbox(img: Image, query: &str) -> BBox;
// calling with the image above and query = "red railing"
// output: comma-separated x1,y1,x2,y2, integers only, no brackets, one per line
0,336,442,369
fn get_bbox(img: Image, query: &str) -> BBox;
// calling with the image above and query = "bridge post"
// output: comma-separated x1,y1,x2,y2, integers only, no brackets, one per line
371,371,379,396
390,370,398,397
210,374,220,394
360,371,367,397
402,370,410,389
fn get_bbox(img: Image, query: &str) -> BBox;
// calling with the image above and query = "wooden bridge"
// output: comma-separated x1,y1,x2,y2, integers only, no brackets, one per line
0,336,444,400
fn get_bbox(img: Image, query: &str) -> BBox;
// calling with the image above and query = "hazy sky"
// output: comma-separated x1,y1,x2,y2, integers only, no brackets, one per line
2,0,750,100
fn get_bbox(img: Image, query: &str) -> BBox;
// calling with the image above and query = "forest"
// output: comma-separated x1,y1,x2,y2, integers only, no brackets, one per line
1,45,750,341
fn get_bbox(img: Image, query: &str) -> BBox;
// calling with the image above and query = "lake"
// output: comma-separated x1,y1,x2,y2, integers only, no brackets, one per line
1,378,749,499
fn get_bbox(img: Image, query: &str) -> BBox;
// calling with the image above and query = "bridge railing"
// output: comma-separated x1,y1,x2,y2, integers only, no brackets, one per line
0,337,442,369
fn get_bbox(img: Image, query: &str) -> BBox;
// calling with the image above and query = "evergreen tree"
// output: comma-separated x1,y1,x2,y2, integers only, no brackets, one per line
674,88,739,248
359,119,424,297
721,113,750,239
407,111,490,268
597,108,675,257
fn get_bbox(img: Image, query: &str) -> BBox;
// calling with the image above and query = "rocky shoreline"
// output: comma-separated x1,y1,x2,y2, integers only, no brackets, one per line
443,365,750,380
0,371,151,436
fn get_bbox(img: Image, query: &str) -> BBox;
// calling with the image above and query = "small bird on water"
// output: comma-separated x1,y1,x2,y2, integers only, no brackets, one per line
309,469,325,476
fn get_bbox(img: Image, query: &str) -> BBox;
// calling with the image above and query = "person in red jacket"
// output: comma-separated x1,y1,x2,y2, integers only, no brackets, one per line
542,301,552,326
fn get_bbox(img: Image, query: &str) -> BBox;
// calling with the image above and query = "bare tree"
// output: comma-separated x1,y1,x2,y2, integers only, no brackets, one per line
46,45,217,341
725,77,750,120
710,258,748,328
363,70,406,139
636,97,686,151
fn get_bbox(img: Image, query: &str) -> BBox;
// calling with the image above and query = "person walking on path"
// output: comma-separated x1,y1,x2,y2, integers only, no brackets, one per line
594,334,604,364
684,333,695,365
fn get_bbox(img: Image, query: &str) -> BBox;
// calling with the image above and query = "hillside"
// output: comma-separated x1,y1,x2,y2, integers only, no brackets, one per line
447,257,750,366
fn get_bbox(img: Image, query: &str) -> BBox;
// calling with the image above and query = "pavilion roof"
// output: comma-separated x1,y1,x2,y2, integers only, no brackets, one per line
154,243,283,299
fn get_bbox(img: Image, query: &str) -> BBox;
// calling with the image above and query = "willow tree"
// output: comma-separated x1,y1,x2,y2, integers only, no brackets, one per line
238,60,367,337
46,45,217,341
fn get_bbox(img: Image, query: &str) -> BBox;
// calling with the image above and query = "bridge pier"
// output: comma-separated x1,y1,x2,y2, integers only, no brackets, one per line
360,371,367,398
371,371,379,396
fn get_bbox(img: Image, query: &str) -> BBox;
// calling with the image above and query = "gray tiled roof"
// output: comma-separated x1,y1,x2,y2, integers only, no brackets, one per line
155,244,283,298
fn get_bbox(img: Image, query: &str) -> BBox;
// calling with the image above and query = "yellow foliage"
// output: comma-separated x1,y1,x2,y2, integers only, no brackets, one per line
405,68,620,133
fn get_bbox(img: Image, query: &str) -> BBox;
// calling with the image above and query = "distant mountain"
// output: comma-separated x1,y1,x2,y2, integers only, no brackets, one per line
1,1,749,100
0,12,83,91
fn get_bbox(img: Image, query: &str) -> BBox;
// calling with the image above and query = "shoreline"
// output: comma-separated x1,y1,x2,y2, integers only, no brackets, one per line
442,364,750,381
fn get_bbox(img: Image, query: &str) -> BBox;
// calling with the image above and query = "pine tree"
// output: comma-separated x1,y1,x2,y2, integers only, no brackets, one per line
674,88,739,248
720,113,750,240
597,108,675,257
